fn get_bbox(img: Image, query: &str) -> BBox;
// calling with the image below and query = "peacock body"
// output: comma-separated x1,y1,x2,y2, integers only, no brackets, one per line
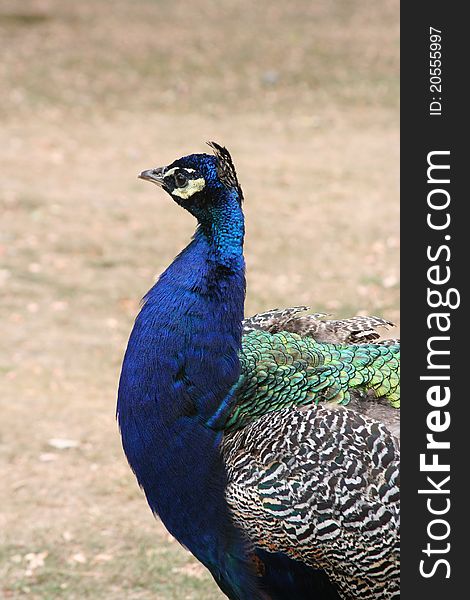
117,143,400,599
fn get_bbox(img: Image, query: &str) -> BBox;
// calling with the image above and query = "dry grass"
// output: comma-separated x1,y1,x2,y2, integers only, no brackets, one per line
1,0,399,598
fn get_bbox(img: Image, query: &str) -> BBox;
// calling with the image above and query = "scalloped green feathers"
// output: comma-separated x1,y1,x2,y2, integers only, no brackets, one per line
224,330,400,432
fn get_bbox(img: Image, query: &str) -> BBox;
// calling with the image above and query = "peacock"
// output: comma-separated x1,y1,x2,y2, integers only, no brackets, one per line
117,143,400,600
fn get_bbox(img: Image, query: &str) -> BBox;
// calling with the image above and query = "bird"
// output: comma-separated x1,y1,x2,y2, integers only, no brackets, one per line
117,142,400,600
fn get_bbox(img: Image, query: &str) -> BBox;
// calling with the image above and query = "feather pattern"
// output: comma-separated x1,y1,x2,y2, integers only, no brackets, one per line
243,306,397,344
223,405,400,600
239,308,400,436
221,330,400,434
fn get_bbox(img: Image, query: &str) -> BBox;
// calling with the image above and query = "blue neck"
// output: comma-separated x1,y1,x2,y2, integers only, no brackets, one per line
117,197,256,593
198,188,245,270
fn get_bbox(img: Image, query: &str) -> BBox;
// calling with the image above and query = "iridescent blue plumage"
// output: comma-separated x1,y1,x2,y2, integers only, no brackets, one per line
117,151,263,598
117,143,400,600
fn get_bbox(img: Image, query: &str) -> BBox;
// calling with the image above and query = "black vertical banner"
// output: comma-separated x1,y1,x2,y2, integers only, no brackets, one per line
401,4,466,599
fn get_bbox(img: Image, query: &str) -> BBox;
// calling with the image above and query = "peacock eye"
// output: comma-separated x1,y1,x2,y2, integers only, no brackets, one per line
174,172,188,188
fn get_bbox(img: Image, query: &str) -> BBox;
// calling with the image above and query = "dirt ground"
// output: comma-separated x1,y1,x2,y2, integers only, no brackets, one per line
0,1,399,598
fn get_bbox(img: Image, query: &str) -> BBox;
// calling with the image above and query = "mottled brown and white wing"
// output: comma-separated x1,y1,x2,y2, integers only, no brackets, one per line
223,405,400,600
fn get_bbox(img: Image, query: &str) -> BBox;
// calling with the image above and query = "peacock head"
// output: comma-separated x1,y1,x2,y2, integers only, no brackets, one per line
139,142,243,225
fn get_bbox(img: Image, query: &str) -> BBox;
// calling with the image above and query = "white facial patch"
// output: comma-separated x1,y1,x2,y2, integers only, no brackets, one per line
172,177,206,199
164,167,196,177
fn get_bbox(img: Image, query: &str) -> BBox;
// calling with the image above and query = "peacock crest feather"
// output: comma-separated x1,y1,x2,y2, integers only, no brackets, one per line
207,141,244,203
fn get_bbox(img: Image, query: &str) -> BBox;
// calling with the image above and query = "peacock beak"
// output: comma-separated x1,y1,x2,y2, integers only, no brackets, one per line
138,167,166,187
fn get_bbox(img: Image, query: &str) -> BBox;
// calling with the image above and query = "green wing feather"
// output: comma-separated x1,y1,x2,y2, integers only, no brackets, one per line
224,330,400,432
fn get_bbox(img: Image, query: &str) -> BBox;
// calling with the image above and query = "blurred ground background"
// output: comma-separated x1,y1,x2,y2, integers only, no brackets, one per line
0,0,399,598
